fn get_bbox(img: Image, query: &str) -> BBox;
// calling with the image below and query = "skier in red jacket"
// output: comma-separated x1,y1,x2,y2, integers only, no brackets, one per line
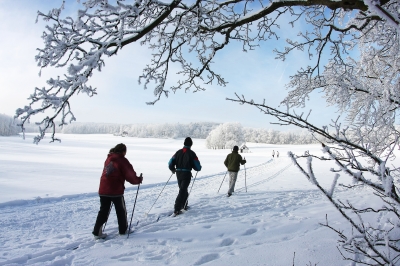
92,143,143,239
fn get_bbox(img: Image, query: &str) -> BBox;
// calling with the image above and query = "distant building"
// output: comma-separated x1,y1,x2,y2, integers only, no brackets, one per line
240,144,250,153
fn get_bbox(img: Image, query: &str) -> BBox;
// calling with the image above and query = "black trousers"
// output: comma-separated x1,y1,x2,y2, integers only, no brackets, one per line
174,171,192,212
93,195,128,235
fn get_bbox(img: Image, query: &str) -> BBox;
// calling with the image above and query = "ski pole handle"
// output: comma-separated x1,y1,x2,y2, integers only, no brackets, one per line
139,173,143,183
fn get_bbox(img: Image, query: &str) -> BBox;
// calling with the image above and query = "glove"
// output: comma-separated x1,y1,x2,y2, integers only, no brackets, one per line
171,170,176,174
139,173,143,183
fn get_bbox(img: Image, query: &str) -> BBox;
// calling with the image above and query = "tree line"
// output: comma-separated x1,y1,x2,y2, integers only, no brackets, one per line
0,114,317,145
0,114,20,136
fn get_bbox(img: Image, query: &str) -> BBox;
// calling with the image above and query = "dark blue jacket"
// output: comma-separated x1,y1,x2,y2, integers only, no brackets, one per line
168,146,202,172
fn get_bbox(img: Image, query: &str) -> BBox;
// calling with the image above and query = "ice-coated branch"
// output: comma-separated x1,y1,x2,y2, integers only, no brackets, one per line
17,0,400,142
17,0,183,143
229,90,400,263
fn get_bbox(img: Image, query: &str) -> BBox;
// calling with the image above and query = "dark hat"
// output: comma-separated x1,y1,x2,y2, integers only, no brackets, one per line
184,137,193,146
233,145,239,151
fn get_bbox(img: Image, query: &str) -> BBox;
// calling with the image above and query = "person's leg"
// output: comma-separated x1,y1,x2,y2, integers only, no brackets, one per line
231,172,238,192
227,172,238,195
112,196,128,234
227,171,233,195
181,176,191,209
93,196,112,236
174,172,191,212
174,175,182,212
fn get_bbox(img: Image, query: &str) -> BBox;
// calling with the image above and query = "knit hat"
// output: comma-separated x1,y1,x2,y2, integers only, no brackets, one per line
233,145,239,151
184,137,193,147
110,143,127,154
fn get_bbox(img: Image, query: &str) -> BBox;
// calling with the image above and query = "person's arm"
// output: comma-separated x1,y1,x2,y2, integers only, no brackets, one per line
240,155,246,165
122,158,143,185
224,155,229,168
168,153,177,173
192,151,202,171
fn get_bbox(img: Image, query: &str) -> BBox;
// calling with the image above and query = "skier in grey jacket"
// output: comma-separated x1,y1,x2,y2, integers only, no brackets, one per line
224,145,246,197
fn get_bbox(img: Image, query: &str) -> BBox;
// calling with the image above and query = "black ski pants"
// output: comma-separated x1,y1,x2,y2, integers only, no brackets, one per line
93,195,128,235
174,171,192,212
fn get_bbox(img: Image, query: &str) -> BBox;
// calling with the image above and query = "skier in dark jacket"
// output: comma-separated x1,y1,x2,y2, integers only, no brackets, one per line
92,143,143,239
168,137,202,216
224,145,246,197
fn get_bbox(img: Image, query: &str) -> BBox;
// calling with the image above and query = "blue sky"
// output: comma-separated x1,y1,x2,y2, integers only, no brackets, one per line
0,0,340,131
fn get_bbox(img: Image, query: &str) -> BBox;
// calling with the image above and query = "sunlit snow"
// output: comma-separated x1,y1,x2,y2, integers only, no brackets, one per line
0,134,380,265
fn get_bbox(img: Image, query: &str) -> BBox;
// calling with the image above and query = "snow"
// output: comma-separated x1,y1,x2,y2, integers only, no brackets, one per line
0,134,366,265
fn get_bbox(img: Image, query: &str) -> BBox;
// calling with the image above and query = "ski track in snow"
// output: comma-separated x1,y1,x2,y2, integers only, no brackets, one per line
0,157,343,265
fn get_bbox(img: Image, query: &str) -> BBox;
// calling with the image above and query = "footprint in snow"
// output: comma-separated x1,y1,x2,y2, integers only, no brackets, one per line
220,238,235,247
243,228,257,236
110,251,140,260
194,253,220,265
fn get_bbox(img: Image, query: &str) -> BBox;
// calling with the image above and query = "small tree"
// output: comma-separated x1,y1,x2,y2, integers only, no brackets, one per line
206,122,245,149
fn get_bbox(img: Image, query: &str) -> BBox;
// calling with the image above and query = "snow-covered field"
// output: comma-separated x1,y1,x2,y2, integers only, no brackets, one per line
0,134,372,265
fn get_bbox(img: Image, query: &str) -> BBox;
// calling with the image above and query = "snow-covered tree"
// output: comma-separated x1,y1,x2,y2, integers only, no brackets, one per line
206,122,245,149
243,128,317,144
227,8,400,262
116,122,218,139
0,114,20,136
61,122,121,134
14,0,399,144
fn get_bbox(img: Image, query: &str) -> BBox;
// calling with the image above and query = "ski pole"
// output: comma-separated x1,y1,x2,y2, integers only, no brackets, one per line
217,171,228,193
127,181,141,239
244,159,247,193
145,172,174,216
184,171,198,209
102,202,113,232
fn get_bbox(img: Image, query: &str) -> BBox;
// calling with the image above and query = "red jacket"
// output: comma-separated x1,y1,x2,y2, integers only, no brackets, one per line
98,153,142,196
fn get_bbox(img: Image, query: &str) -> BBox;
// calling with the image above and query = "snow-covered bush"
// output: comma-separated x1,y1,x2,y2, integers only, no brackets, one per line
206,122,245,149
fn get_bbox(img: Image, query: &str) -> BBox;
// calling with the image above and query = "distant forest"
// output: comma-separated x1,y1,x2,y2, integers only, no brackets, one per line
0,114,318,145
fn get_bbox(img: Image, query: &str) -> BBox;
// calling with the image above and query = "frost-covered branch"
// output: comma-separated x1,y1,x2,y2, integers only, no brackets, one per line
228,91,400,263
289,153,394,265
17,0,400,143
